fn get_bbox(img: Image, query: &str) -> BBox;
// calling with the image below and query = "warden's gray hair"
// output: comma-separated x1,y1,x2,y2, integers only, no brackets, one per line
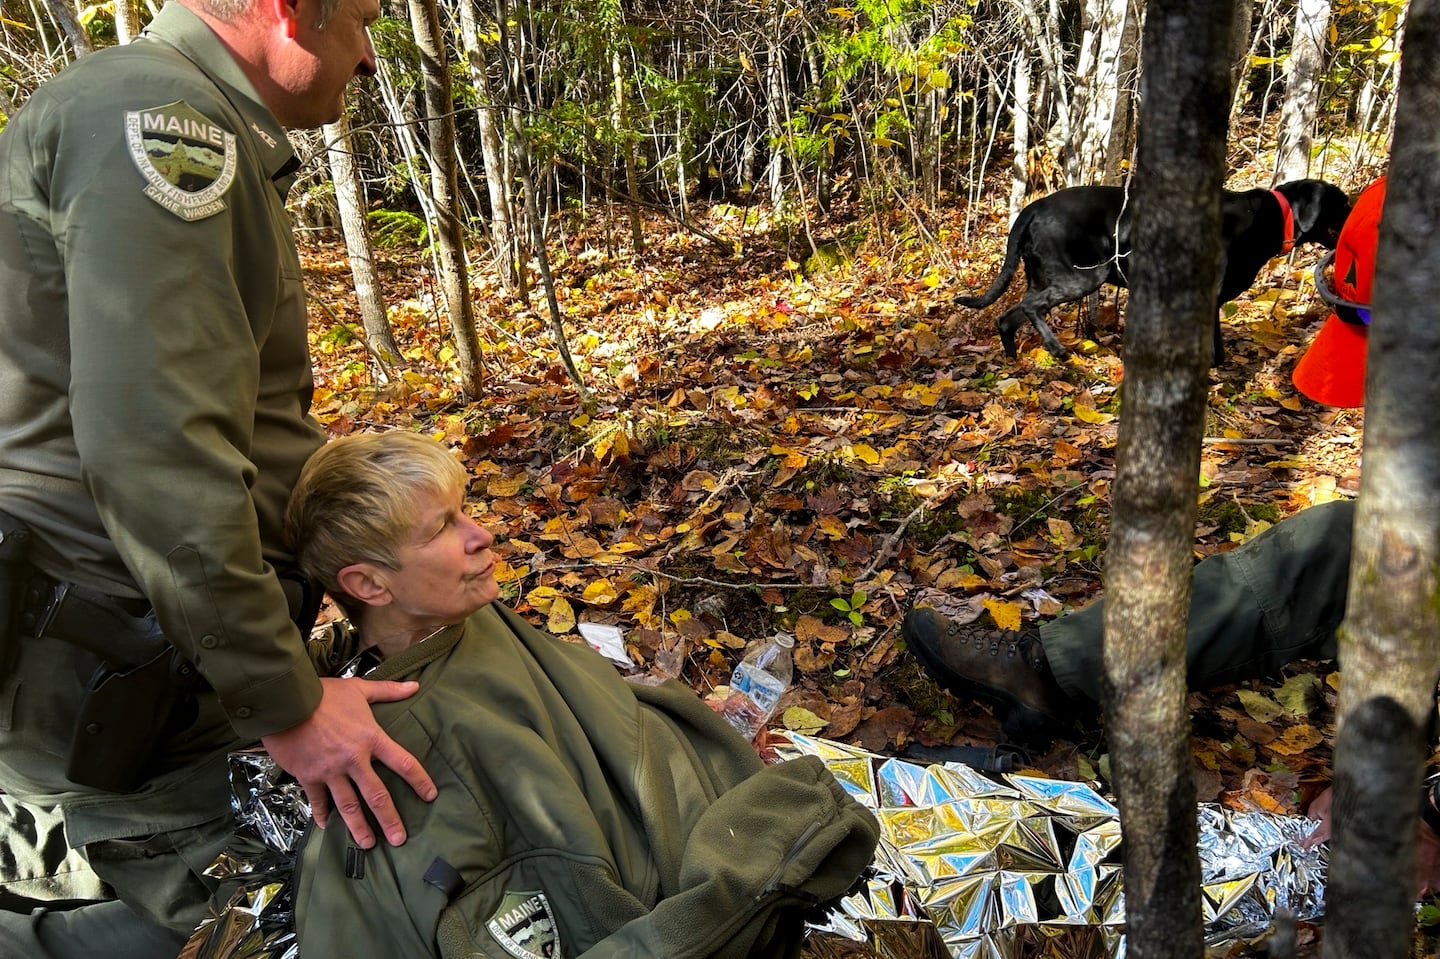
191,0,344,29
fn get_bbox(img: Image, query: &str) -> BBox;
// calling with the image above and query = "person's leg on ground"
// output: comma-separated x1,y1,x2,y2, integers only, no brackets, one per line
1042,499,1353,701
2,631,239,957
906,500,1355,734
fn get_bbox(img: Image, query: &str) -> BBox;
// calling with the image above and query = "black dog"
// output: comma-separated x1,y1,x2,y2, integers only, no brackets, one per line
957,179,1352,364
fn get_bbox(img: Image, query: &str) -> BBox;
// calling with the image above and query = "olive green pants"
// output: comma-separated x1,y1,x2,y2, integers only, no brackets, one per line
0,795,108,906
1,631,240,958
0,806,227,959
1042,499,1354,705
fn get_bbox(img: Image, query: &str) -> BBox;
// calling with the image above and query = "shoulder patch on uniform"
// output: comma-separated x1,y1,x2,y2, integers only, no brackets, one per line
125,100,237,221
486,889,562,959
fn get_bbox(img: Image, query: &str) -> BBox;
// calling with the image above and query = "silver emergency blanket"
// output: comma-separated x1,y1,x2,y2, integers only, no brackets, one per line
181,737,1327,959
780,733,1327,958
178,749,304,959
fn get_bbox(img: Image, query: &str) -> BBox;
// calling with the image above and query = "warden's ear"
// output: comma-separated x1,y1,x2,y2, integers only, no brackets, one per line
271,0,298,39
336,562,392,608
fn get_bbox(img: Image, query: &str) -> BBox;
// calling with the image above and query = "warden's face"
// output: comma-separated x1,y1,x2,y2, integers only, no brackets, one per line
272,0,379,128
384,488,500,625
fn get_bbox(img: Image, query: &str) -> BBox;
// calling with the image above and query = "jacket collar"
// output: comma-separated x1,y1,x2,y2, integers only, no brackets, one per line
365,620,468,681
140,2,299,188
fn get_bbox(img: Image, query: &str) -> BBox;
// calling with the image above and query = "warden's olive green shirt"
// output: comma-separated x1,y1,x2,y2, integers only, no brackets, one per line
0,3,325,741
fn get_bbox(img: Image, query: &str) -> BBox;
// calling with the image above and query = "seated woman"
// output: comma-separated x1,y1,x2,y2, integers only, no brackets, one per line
285,431,879,959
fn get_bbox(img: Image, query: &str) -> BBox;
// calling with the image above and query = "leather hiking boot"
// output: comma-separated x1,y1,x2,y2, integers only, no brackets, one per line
902,606,1078,744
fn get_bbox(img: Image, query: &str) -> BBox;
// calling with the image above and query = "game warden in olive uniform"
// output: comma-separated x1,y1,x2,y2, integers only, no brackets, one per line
0,1,406,955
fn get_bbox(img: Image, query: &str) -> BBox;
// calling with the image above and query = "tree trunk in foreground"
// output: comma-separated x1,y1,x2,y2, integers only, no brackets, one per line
1102,0,1235,956
1324,4,1440,954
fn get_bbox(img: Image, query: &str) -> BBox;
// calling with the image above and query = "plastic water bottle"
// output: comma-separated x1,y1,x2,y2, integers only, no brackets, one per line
723,632,794,740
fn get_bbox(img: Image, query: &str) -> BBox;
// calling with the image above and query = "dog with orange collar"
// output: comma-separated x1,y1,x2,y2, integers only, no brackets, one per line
958,177,1353,365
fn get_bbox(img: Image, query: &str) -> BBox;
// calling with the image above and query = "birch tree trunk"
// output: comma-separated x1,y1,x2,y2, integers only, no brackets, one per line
1015,0,1072,175
113,0,139,43
1324,5,1440,953
1008,49,1032,223
324,112,399,382
374,61,440,236
1101,0,1141,185
764,9,786,211
1275,0,1332,181
1068,0,1130,184
407,0,486,398
455,0,520,293
1103,0,1235,956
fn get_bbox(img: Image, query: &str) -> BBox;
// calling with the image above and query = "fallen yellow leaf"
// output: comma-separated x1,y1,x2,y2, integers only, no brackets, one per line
935,568,986,590
525,585,560,611
487,474,527,497
1266,724,1324,755
1236,689,1284,723
582,579,620,606
547,597,576,633
1073,404,1114,424
981,597,1022,631
781,706,828,735
847,443,880,465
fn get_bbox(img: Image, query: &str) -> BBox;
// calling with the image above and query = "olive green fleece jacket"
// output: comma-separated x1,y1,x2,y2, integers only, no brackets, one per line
294,604,880,959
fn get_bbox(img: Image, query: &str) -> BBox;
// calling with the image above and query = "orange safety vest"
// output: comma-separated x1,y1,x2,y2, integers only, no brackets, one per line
1292,177,1385,408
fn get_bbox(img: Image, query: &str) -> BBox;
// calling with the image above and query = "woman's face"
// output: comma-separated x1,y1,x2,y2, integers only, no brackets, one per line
383,486,500,625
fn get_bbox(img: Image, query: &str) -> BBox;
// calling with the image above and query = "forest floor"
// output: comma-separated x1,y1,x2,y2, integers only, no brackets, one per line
297,171,1433,956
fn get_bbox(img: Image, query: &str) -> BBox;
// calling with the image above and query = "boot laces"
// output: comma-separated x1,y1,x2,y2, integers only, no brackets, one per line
950,621,1045,670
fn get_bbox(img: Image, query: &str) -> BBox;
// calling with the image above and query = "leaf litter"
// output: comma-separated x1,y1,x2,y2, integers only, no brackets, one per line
299,203,1361,839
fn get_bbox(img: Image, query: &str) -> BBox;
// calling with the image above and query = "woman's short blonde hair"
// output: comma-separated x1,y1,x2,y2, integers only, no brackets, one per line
285,431,469,618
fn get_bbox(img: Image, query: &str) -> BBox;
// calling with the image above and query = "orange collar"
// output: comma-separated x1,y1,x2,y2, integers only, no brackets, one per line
1271,189,1295,253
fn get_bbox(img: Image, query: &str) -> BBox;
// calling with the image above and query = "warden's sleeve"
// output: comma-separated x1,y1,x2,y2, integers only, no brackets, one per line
48,89,322,739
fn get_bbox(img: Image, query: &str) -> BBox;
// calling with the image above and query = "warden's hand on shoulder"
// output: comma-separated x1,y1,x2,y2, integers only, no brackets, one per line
262,677,437,848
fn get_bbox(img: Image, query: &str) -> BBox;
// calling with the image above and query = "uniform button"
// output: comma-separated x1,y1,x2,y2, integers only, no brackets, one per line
235,706,252,719
200,634,219,649
85,722,102,735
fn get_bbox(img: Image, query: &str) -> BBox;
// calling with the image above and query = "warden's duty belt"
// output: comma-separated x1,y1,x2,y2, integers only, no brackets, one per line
20,570,160,670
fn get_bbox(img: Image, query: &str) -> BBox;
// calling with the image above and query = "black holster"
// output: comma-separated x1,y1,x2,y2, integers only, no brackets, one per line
22,574,201,793
63,612,201,793
5,521,314,794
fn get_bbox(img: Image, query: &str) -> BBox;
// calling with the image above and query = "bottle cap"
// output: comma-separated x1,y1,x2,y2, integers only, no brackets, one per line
773,631,795,648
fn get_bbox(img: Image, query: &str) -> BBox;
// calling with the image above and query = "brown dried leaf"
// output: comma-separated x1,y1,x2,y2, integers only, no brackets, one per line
794,643,837,671
1236,718,1278,744
1265,724,1324,756
852,706,915,753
